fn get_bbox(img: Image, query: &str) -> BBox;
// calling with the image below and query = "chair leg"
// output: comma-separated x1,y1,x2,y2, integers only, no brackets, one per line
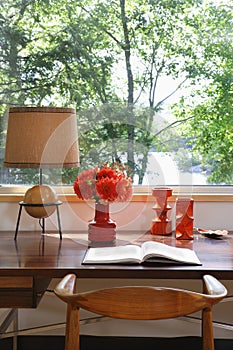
65,304,80,350
202,308,214,350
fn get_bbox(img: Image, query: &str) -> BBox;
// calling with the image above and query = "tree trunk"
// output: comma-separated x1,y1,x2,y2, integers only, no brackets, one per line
120,0,135,175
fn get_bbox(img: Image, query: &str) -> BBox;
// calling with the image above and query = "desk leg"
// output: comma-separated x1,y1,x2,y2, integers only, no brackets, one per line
0,309,18,350
13,309,18,350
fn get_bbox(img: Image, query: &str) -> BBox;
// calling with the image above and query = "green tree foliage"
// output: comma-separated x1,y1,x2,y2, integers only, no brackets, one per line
0,0,232,184
172,1,233,183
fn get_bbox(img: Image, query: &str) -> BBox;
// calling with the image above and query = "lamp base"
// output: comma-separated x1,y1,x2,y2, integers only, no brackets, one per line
14,201,63,240
23,185,58,218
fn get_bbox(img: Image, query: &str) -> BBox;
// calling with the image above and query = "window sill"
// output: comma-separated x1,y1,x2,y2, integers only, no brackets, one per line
0,185,232,202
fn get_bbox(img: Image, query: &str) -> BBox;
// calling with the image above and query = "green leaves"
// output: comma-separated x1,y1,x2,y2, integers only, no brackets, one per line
0,0,232,184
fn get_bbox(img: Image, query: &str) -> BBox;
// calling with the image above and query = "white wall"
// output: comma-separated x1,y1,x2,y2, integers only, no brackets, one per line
0,200,232,232
0,200,233,339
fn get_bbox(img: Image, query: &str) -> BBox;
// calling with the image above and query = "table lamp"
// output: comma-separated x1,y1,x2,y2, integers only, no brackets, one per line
4,106,79,239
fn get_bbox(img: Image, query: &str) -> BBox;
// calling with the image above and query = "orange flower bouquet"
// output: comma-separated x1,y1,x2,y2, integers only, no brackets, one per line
73,163,132,204
73,164,132,243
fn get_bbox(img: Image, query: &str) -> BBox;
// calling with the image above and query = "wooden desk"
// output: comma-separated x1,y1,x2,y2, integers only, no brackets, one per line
0,230,232,308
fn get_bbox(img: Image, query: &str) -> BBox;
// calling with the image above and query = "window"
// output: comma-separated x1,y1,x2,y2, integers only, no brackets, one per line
0,0,232,190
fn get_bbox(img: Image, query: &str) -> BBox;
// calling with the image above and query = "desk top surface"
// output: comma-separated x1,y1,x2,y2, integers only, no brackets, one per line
0,231,232,280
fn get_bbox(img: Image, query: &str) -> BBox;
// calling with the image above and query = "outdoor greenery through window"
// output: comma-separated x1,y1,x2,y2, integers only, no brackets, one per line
0,0,232,188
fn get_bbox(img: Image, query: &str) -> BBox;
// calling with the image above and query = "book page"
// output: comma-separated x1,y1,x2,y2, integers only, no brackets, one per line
141,241,201,265
83,244,142,264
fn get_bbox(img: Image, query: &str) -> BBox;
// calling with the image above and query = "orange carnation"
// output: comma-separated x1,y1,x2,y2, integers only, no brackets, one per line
73,163,132,203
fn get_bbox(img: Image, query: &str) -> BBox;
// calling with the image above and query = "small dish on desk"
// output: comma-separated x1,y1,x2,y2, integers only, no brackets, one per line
197,228,228,239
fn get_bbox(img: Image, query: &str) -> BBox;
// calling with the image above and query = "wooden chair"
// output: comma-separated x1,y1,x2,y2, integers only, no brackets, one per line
54,274,227,350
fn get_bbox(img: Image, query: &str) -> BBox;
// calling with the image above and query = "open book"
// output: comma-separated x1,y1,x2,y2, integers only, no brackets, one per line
83,241,202,265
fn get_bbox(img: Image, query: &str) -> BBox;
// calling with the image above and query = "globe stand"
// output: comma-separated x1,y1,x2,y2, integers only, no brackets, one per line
14,201,63,240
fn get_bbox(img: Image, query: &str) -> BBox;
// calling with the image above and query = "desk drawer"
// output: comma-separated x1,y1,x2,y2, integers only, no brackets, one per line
0,276,50,308
0,276,33,289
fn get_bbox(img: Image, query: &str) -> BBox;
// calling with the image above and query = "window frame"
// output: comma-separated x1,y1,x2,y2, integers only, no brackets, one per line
0,185,232,203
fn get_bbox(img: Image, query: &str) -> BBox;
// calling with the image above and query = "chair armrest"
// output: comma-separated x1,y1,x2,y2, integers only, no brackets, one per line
54,274,76,299
203,275,227,298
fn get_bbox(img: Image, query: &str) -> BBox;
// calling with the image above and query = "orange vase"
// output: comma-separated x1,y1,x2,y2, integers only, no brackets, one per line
88,203,116,244
176,198,194,240
150,187,173,235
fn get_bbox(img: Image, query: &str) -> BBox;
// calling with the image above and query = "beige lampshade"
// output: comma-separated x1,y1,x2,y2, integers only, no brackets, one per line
4,106,79,169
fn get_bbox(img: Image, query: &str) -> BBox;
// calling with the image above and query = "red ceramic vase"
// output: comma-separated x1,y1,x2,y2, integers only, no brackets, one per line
88,203,116,243
176,198,194,240
150,187,173,235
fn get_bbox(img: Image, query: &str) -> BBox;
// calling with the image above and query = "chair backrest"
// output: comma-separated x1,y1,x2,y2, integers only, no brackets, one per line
54,274,227,350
